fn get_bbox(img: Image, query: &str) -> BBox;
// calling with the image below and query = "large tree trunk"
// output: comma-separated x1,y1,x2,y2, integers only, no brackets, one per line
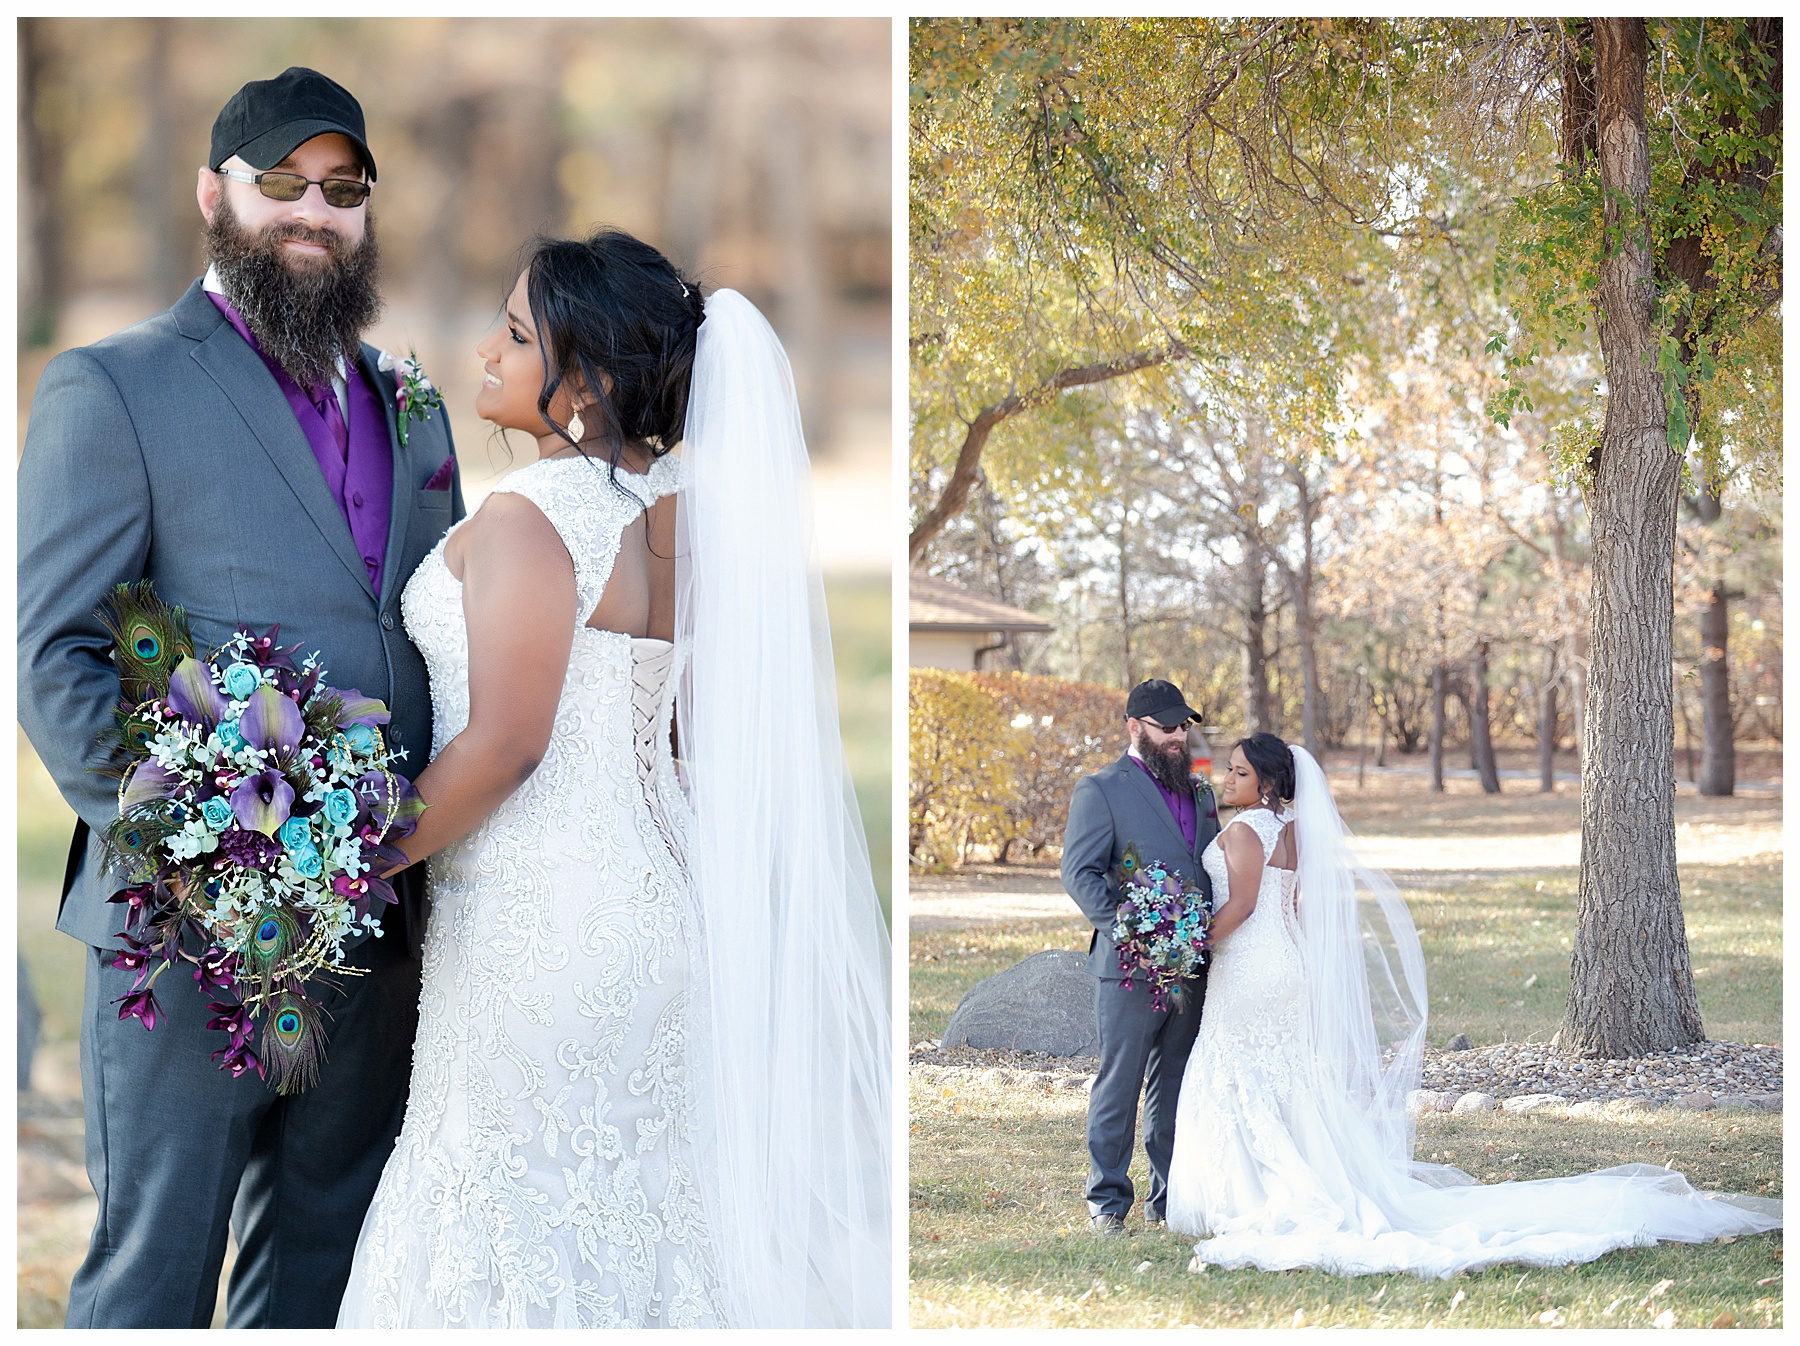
137,18,182,307
1289,466,1324,757
1242,544,1272,733
19,18,67,347
1694,490,1736,795
1538,645,1559,792
1427,662,1447,793
1562,18,1703,1057
1117,496,1133,689
1467,640,1501,794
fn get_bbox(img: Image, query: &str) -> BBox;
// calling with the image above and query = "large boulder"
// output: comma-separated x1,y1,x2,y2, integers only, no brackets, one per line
942,950,1099,1057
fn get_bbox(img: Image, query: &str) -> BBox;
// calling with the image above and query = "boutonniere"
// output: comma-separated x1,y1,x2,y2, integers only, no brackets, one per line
377,348,443,448
1193,774,1219,819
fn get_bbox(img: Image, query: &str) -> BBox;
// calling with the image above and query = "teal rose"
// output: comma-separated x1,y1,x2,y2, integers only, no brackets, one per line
223,662,262,699
345,724,377,753
217,722,247,752
291,845,324,879
324,788,358,827
278,816,312,851
200,797,235,830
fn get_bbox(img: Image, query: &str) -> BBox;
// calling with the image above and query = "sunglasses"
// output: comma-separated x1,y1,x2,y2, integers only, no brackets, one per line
216,166,372,208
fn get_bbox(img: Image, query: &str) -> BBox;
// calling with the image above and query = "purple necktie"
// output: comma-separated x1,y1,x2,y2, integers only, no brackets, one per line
312,383,349,462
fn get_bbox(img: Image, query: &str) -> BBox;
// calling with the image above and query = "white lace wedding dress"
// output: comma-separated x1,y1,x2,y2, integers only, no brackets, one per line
1166,803,1782,1279
337,454,726,1327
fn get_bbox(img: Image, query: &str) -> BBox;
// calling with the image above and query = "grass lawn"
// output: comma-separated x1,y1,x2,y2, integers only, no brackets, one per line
909,784,1783,1328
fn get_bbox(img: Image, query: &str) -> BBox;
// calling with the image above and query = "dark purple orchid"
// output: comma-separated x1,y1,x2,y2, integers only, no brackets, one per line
207,1001,263,1079
239,684,305,757
116,986,161,1030
231,769,295,836
193,948,240,992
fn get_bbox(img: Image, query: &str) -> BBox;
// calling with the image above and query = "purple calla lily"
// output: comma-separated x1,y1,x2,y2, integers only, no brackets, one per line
165,656,229,727
120,760,182,812
331,689,393,728
231,769,295,836
239,683,305,756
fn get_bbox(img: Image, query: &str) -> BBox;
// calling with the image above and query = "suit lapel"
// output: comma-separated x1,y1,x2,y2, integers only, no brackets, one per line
190,317,375,600
1115,754,1192,863
360,345,415,612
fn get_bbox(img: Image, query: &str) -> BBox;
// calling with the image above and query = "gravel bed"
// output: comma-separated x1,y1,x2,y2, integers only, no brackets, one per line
908,1039,1783,1113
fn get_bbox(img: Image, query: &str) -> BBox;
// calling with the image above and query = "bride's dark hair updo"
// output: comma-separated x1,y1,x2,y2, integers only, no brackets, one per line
1235,731,1295,806
522,226,706,469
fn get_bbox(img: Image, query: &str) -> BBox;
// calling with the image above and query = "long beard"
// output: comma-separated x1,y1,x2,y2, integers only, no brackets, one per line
1136,732,1193,796
207,193,381,392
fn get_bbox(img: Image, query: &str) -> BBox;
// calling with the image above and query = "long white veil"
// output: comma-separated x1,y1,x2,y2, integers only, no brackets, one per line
1290,743,1430,1175
674,288,892,1327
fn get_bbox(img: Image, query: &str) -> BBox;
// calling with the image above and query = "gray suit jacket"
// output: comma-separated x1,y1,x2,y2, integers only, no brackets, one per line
1061,753,1222,980
18,278,463,950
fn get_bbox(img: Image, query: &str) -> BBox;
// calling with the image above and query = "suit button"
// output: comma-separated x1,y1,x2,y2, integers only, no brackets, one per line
381,613,396,631
352,491,365,507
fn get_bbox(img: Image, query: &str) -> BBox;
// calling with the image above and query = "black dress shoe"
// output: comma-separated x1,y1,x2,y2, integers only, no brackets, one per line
1089,1213,1126,1235
1143,1210,1167,1229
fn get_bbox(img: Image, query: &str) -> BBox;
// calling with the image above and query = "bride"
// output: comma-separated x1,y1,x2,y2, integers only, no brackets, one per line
1166,732,1781,1277
336,229,890,1327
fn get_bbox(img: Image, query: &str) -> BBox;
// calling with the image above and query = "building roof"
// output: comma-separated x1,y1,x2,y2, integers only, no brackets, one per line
909,570,1054,634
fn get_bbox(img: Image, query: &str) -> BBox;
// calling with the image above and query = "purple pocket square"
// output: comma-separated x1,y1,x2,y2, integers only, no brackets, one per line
423,457,455,492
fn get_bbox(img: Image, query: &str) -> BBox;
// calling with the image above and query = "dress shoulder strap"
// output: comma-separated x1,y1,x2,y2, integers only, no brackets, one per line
486,458,633,619
1229,806,1285,862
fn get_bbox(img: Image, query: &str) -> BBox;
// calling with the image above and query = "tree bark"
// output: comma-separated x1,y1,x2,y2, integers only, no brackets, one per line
1467,640,1500,794
137,18,182,307
1241,543,1272,733
1117,495,1133,690
1428,662,1447,793
1538,644,1559,792
1562,18,1704,1057
19,18,66,347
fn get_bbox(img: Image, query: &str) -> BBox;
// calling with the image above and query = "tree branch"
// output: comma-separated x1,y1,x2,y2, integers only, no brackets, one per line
908,346,1185,564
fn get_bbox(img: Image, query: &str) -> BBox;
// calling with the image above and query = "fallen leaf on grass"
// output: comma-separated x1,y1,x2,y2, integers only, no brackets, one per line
1187,1256,1206,1274
1537,1308,1565,1327
1716,1235,1738,1245
1603,1298,1623,1316
1654,1309,1676,1329
1641,1277,1676,1308
1293,1309,1307,1327
1134,1260,1152,1275
1712,1312,1735,1328
1754,1276,1779,1287
1449,1289,1466,1314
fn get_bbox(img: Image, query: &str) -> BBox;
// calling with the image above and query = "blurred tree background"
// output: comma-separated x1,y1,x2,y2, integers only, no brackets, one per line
17,16,892,1138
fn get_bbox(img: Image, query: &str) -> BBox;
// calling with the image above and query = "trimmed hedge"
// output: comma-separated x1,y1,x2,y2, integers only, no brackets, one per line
909,669,1126,866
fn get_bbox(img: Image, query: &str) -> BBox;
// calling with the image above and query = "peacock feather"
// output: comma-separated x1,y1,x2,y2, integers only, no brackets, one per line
243,906,302,997
1116,841,1144,889
95,581,194,704
102,809,182,884
261,990,326,1095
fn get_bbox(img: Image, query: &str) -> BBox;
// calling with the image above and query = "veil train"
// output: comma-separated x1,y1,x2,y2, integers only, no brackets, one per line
674,289,892,1326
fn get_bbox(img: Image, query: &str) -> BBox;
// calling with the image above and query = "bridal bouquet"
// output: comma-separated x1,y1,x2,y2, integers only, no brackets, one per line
91,582,424,1093
1111,842,1211,1011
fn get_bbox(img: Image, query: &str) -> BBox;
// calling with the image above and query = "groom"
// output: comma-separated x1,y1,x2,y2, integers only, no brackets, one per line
1062,678,1220,1233
18,68,462,1327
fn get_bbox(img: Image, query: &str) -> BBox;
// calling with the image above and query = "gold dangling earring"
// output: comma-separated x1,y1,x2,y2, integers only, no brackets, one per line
567,408,586,442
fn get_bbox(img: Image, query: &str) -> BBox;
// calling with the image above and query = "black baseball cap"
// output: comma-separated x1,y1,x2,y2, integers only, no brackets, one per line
1126,679,1198,728
209,67,376,181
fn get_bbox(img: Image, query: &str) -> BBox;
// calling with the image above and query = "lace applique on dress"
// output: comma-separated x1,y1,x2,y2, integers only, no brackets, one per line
341,452,722,1328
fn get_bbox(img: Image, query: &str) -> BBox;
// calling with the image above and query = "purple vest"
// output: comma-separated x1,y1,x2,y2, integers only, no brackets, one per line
206,291,394,593
1131,752,1198,852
